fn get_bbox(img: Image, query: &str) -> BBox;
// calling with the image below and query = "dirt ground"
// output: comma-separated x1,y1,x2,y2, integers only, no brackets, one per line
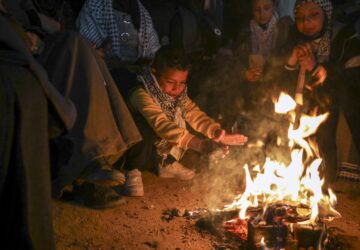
52,155,360,250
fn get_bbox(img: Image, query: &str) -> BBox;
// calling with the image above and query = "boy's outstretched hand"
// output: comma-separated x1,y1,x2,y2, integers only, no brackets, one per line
213,129,248,146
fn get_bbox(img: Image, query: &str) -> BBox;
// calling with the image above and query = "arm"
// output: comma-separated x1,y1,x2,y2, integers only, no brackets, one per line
129,87,194,149
184,96,220,139
185,97,248,146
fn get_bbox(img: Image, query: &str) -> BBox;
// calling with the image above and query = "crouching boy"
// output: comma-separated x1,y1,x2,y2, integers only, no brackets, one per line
124,46,248,196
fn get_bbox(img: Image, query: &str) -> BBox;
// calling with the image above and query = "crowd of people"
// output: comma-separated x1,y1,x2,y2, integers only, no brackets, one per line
0,0,359,249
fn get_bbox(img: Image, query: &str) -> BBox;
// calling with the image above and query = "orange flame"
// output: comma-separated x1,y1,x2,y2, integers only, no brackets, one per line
225,92,340,224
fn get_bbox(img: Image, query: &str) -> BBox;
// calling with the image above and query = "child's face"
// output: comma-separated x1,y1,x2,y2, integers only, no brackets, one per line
295,2,325,38
252,0,274,25
155,68,188,98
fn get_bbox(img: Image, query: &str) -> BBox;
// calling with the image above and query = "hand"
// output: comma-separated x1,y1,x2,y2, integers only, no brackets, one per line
26,32,42,54
305,65,327,91
288,43,316,71
245,68,262,82
91,43,105,58
220,134,248,146
213,129,248,146
188,136,220,154
295,43,316,71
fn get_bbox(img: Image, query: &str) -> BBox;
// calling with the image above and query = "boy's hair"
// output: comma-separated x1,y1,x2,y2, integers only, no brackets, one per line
152,46,191,76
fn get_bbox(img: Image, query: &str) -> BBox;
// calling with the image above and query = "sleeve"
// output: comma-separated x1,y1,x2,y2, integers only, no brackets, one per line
129,88,194,149
184,97,221,139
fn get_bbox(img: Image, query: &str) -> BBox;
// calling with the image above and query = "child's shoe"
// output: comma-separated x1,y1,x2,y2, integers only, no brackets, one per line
158,161,195,180
124,169,144,197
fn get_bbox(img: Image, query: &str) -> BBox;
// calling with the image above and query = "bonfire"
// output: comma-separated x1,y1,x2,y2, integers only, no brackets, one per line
220,92,341,249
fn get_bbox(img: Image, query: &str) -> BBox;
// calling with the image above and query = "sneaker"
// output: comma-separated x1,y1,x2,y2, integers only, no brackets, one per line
158,161,195,180
124,169,144,197
72,182,126,209
80,165,125,187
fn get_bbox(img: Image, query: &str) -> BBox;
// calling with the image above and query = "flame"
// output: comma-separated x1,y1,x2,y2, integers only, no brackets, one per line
260,237,265,246
274,92,297,114
225,93,340,224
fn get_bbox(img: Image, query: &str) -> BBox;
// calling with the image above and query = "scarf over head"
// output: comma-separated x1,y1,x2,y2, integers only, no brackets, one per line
294,0,333,63
250,12,279,60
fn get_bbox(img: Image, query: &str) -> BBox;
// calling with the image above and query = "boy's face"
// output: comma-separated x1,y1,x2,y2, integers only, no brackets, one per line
154,68,188,98
253,0,274,25
295,2,325,38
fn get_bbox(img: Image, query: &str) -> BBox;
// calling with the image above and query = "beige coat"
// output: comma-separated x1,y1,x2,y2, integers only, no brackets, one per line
129,87,221,150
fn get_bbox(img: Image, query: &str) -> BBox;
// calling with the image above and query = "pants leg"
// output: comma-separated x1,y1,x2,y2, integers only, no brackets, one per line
124,117,162,172
317,105,339,184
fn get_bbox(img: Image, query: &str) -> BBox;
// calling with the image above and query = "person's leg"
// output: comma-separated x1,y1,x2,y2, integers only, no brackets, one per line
122,117,160,196
124,117,161,172
317,105,339,184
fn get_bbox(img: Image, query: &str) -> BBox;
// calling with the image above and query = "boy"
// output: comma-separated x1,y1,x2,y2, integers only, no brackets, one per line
125,46,248,196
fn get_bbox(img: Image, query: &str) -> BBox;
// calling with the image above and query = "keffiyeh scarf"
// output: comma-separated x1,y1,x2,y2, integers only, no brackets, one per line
137,69,188,160
295,0,333,63
137,69,187,129
250,13,279,60
77,0,160,60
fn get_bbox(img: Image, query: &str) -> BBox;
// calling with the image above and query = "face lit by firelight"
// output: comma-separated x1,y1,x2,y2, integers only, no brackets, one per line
252,0,275,25
154,68,188,98
295,2,326,38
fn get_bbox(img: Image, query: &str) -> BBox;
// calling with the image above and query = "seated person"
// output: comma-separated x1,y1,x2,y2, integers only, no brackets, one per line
4,0,143,208
0,4,75,248
284,0,360,183
238,0,292,83
235,0,293,113
124,46,248,197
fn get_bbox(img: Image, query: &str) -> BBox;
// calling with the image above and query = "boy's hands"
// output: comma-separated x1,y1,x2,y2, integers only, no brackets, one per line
187,130,248,155
213,129,248,146
188,136,218,154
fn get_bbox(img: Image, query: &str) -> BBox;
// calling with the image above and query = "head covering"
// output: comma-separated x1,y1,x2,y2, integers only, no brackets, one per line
294,0,333,62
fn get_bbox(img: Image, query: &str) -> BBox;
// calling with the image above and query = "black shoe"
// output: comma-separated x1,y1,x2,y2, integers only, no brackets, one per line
80,163,125,186
72,182,126,209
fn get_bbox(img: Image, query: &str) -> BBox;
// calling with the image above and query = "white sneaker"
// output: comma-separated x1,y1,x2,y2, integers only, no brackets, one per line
124,169,144,197
158,162,195,180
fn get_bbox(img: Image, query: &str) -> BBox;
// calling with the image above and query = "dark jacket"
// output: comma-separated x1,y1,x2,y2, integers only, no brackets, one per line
0,12,76,250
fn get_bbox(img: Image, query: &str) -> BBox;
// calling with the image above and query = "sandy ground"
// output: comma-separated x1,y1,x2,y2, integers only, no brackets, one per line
52,157,360,250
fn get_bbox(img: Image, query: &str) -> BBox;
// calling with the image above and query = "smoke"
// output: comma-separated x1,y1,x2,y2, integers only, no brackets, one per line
188,53,293,209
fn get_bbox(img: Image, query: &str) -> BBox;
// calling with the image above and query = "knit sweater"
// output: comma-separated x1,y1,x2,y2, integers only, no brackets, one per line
129,87,221,149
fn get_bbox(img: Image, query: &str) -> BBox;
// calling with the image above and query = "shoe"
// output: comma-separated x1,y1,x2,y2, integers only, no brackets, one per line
158,161,195,180
124,169,144,197
80,165,125,187
72,182,126,209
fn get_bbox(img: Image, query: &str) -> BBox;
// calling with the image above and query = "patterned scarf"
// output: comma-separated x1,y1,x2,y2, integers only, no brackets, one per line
137,69,187,129
77,0,160,61
250,12,279,60
294,0,333,63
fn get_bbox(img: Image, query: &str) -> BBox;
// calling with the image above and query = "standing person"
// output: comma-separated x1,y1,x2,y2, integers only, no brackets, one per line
124,46,248,197
284,0,360,184
0,5,76,249
4,0,143,208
